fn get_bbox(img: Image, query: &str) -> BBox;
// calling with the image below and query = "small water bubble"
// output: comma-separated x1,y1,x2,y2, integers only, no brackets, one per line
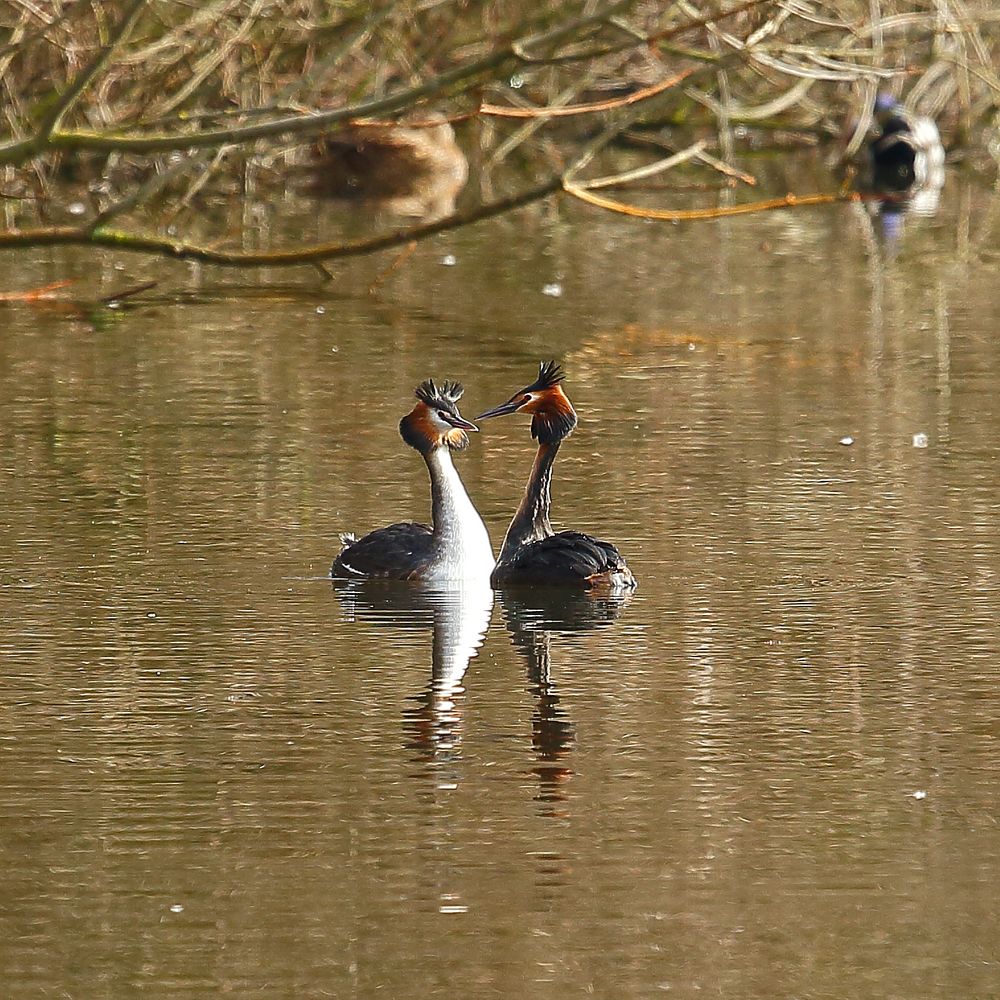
509,74,525,89
315,306,326,315
68,202,87,216
910,789,927,800
106,301,122,310
912,432,929,448
542,282,563,298
441,254,457,266
169,904,184,913
146,612,156,619
839,436,855,447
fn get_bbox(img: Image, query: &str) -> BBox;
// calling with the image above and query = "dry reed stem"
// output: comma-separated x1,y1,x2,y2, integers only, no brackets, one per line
563,181,860,219
480,68,696,117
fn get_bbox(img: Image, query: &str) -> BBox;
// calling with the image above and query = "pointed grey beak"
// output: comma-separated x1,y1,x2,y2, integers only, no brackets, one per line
442,413,479,432
476,398,523,420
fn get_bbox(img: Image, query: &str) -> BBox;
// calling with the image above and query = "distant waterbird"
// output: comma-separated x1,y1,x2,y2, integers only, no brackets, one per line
308,118,468,220
867,93,945,213
332,380,494,584
477,362,637,593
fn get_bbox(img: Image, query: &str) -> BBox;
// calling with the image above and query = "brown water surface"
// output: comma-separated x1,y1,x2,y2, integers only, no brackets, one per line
1,179,999,998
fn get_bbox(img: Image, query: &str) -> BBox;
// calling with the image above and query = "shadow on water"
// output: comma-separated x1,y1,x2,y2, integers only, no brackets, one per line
498,589,630,810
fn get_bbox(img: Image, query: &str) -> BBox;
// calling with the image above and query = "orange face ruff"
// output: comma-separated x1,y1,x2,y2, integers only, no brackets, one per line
476,361,578,444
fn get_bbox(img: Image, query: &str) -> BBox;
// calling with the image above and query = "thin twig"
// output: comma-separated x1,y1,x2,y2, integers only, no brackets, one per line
98,279,158,304
481,68,695,118
574,141,707,190
0,279,74,302
35,0,147,143
368,241,418,294
695,149,757,185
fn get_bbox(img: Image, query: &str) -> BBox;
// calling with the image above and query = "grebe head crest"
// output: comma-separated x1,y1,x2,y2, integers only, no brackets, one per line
400,378,478,452
476,361,578,445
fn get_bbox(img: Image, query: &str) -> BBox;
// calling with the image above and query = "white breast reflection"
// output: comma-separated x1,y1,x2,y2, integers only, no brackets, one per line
334,580,494,766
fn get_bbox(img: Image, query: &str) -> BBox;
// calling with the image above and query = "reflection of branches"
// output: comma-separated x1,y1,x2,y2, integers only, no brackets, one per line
0,177,563,267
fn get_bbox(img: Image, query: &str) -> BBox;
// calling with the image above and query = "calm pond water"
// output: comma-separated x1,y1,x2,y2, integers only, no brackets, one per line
2,172,999,998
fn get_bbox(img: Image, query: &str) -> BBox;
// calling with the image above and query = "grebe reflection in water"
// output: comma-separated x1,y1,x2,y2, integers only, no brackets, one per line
334,580,493,764
499,589,629,807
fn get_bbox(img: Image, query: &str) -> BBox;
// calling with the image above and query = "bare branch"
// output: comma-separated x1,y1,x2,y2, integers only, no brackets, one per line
0,177,564,267
564,180,861,219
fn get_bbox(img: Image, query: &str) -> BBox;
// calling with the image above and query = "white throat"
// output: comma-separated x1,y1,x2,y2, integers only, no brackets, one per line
424,447,495,583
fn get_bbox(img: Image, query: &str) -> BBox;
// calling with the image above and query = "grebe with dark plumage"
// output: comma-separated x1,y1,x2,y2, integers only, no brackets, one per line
332,379,494,584
477,362,636,593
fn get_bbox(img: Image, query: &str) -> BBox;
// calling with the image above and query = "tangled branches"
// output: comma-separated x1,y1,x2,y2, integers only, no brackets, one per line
0,0,997,270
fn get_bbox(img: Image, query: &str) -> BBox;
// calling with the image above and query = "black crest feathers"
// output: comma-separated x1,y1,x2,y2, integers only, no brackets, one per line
525,361,565,393
415,378,464,414
401,378,470,452
526,361,577,444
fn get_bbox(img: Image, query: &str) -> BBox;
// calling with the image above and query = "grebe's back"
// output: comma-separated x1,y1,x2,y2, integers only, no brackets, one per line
333,523,433,580
491,530,633,592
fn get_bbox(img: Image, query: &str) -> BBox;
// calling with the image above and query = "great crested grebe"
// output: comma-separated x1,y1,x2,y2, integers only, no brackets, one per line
477,362,637,592
332,379,494,584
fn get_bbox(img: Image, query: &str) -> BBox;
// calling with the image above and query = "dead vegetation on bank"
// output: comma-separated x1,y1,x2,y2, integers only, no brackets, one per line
0,0,998,271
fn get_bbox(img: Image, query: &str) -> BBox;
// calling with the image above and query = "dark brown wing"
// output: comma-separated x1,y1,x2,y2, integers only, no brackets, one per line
492,531,636,592
332,522,434,580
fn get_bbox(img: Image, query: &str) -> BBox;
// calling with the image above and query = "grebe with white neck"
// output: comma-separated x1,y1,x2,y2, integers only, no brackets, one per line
332,379,494,584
